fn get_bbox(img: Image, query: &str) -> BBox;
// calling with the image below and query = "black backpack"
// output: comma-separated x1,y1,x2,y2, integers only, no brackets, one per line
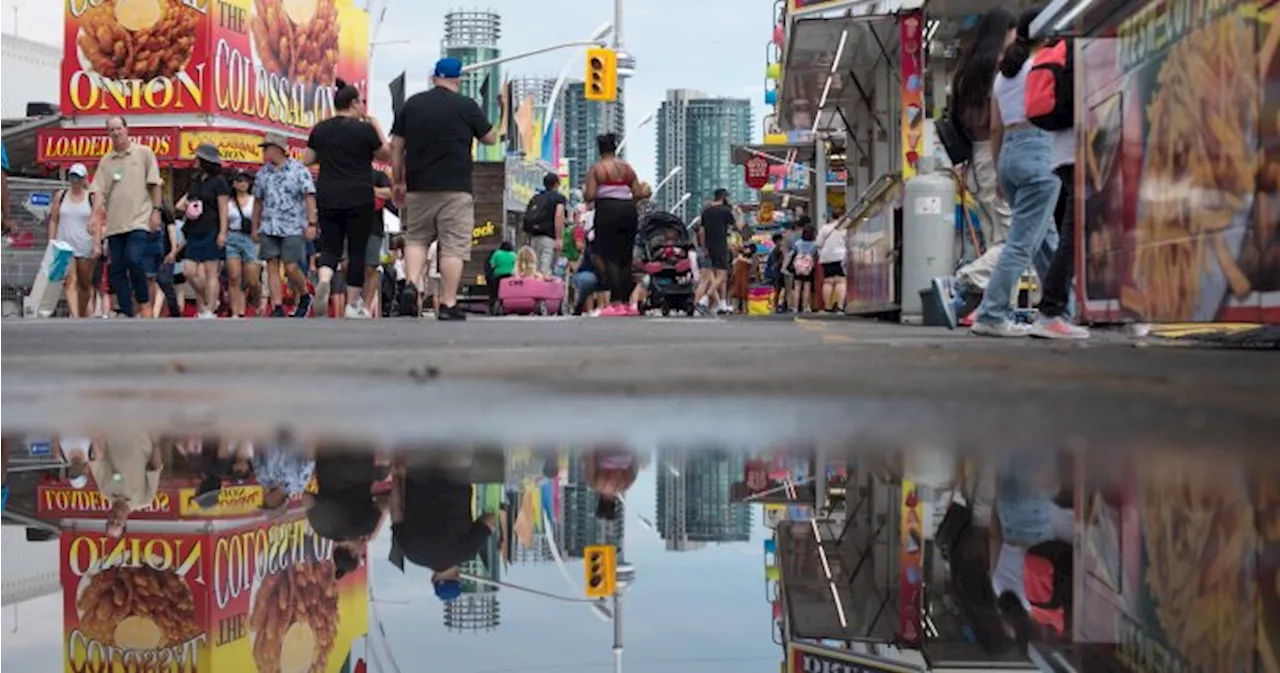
937,104,973,165
522,191,556,237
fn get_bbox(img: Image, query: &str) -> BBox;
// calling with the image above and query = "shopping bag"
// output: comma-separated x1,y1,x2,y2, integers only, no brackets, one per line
24,240,75,318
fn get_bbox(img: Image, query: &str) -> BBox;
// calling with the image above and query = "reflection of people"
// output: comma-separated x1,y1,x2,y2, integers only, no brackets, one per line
255,442,315,517
388,453,498,602
307,448,385,580
89,430,163,538
585,450,640,520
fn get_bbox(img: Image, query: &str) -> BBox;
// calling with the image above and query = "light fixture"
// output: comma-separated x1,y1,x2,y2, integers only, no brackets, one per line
830,29,848,74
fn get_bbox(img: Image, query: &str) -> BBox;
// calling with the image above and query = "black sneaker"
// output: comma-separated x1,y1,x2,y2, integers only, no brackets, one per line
399,286,420,317
437,304,467,321
293,294,313,318
271,304,287,318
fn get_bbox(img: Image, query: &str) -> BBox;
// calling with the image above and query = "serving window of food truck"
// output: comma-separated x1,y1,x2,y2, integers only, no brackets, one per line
1037,0,1280,325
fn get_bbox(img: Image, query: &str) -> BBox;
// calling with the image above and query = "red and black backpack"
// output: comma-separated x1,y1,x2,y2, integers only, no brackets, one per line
1025,40,1074,131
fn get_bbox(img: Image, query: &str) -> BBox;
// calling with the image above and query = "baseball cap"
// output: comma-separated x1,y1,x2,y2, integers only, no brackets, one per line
259,132,289,151
434,579,462,602
68,163,88,179
433,57,464,79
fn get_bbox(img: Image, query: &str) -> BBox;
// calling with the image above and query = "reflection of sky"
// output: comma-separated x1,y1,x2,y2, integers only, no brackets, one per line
1,465,779,672
368,464,777,671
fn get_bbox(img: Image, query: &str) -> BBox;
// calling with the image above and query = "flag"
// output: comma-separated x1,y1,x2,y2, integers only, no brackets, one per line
389,71,406,120
480,73,492,121
505,80,520,154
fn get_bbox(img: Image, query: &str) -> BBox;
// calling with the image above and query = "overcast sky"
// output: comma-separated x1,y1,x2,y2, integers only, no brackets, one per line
0,0,768,181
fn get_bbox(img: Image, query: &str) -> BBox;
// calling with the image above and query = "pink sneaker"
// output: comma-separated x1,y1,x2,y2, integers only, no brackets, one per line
624,304,641,316
597,304,627,317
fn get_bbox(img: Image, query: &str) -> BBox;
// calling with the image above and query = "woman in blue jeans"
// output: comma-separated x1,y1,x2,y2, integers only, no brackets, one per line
972,8,1060,338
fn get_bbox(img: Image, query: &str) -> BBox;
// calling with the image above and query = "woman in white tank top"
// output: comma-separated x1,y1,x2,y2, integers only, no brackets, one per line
47,163,99,318
970,8,1063,339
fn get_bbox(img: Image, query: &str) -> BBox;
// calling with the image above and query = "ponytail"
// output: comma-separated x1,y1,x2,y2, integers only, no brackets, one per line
999,6,1046,79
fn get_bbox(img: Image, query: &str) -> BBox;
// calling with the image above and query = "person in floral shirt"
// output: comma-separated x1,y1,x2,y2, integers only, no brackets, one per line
256,440,315,517
253,132,318,317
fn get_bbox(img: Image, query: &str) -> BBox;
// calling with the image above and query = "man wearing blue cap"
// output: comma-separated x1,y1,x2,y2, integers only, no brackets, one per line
390,56,499,320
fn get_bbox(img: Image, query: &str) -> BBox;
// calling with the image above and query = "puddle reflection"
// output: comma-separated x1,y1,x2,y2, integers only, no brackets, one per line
1,436,1277,672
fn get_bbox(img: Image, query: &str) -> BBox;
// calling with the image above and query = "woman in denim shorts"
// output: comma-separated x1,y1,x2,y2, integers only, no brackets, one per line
224,170,263,318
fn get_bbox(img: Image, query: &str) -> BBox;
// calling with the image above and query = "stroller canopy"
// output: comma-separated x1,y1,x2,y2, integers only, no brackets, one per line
638,211,691,243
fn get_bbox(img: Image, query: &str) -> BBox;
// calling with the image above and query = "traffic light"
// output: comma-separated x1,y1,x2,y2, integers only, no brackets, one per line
583,544,617,598
585,48,618,102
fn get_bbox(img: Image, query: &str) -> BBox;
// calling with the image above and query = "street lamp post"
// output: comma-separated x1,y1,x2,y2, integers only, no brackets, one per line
542,22,616,142
673,192,693,214
614,111,654,156
651,166,681,202
461,24,613,73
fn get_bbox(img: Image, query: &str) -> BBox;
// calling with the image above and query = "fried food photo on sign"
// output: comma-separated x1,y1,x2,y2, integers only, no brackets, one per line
250,561,340,673
1244,4,1280,291
251,0,340,88
76,565,200,650
77,0,201,81
1142,460,1257,673
1126,13,1260,321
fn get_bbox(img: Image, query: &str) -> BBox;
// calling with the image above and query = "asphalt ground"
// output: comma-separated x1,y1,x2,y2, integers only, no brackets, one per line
2,316,1278,455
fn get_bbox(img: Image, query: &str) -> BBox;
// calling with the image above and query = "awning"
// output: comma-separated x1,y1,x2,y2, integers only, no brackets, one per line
34,126,312,170
1,115,64,177
1031,0,1146,38
780,15,902,135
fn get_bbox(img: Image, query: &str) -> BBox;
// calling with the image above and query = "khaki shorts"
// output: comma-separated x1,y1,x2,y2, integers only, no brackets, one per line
404,191,473,261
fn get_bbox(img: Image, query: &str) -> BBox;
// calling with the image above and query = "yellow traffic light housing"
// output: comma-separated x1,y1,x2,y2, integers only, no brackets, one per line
583,544,617,598
585,48,618,102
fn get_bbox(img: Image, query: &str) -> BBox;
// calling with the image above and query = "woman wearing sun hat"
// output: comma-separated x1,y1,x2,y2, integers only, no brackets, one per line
176,143,230,318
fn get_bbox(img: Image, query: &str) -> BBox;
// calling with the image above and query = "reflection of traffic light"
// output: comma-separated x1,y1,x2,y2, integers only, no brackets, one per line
583,544,617,598
584,48,617,102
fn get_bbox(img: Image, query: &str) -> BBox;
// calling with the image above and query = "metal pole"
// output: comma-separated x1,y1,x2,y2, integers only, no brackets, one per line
612,593,623,673
814,132,828,223
613,0,623,48
461,41,604,73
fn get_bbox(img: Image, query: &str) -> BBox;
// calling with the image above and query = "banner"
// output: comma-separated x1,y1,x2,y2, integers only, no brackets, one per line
40,482,177,520
899,10,925,180
62,530,212,672
37,127,179,165
898,479,924,647
61,0,214,116
177,484,265,517
786,642,924,672
505,156,556,213
60,0,369,132
208,513,368,673
179,130,266,164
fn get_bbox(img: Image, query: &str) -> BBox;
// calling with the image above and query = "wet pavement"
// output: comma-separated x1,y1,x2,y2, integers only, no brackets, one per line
2,317,1279,673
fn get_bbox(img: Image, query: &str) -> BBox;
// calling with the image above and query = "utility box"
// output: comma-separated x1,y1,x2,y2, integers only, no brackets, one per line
900,171,957,322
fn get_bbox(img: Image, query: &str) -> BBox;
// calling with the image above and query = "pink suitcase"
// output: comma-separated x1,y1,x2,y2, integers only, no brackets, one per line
496,277,565,315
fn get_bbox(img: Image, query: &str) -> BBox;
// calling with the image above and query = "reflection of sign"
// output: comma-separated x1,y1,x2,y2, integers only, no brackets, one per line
178,484,265,517
898,479,924,646
900,10,925,179
179,131,265,164
36,128,179,165
208,513,368,673
39,483,175,519
788,0,864,13
787,642,923,672
60,0,213,116
61,530,212,672
745,156,770,190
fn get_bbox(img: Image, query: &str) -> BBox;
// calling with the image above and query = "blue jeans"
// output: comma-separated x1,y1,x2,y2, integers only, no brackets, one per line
572,270,598,312
108,230,150,317
976,128,1061,326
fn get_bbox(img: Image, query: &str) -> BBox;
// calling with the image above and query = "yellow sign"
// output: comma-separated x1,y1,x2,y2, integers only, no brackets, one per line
180,130,266,164
764,133,789,145
178,485,265,517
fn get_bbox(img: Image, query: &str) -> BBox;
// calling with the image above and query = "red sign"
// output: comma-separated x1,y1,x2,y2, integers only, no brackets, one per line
39,482,178,520
745,156,770,190
36,127,179,166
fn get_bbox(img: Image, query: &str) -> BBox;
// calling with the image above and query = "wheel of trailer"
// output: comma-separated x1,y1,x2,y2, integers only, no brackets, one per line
493,300,505,316
535,300,548,316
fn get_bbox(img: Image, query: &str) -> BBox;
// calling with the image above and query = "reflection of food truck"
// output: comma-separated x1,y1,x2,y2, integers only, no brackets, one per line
1065,0,1280,324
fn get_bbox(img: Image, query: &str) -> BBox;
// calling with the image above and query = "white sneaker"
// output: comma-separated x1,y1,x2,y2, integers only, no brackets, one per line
970,320,1032,338
1030,316,1090,340
196,311,216,320
314,280,331,316
345,304,371,319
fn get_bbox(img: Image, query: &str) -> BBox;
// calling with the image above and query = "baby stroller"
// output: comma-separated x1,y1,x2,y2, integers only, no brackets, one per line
636,211,696,316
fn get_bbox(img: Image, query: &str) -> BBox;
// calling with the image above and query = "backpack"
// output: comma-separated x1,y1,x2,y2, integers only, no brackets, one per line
1025,40,1074,131
522,191,556,237
936,105,973,165
792,249,815,277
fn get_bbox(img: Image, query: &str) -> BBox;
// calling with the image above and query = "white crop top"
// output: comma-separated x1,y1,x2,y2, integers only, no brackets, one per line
993,59,1032,127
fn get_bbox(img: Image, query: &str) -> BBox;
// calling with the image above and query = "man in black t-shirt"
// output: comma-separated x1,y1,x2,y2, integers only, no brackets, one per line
387,454,497,603
307,449,385,580
525,173,567,276
695,189,737,313
304,80,391,319
390,57,500,320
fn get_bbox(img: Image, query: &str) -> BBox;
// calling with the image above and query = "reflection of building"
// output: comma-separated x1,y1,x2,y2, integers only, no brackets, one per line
656,91,754,222
442,9,503,161
445,482,504,631
561,457,625,559
657,449,751,551
1,525,59,605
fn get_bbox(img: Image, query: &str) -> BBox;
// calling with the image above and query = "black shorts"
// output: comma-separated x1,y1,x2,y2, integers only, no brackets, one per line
822,261,845,278
706,245,730,271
